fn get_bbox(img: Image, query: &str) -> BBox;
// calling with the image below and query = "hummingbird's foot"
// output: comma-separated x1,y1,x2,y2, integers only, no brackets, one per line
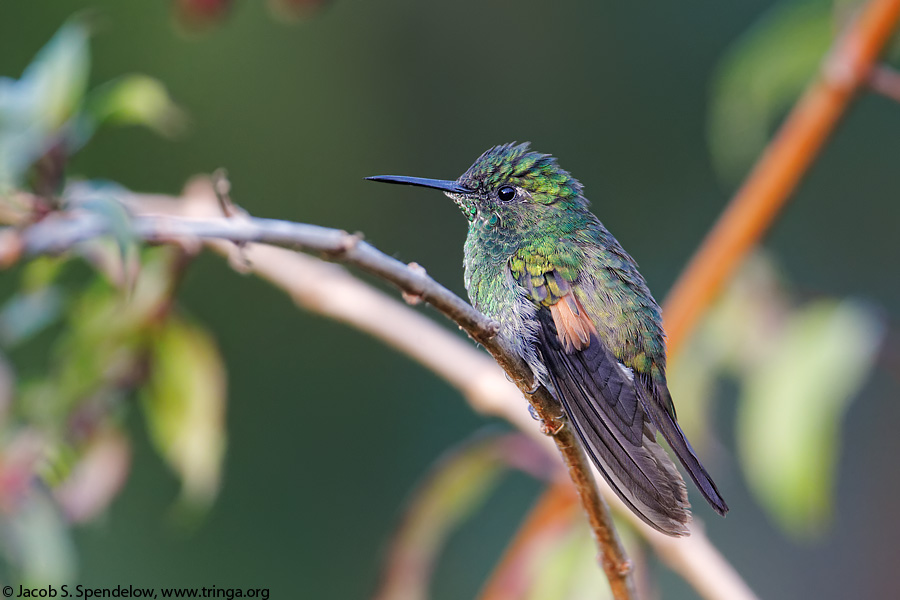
529,405,566,435
539,417,566,436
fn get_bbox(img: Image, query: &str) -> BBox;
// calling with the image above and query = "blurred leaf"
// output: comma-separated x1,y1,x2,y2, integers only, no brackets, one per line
737,299,884,538
18,247,180,426
63,181,148,289
142,317,226,508
73,192,138,284
54,427,131,523
0,486,76,584
0,431,46,514
708,0,833,181
666,346,718,448
702,253,791,373
84,75,187,139
0,19,90,190
0,286,64,347
21,256,68,291
375,433,549,600
524,524,613,600
16,20,90,129
669,252,790,446
37,438,80,491
38,279,139,418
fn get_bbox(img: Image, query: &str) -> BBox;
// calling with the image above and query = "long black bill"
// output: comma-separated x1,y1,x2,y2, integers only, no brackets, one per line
365,175,474,195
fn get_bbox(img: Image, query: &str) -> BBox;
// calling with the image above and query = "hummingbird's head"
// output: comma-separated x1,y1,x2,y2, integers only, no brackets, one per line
367,142,587,224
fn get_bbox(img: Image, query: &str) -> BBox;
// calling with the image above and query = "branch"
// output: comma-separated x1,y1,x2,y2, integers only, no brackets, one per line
11,186,636,598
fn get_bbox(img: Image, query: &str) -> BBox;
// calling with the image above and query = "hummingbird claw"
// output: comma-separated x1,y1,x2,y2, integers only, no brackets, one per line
528,404,565,436
539,415,566,436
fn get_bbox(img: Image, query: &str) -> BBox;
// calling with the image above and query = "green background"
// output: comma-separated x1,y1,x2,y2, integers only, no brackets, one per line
2,1,899,598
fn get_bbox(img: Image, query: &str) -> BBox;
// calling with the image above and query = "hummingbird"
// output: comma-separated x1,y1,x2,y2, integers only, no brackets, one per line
367,143,727,536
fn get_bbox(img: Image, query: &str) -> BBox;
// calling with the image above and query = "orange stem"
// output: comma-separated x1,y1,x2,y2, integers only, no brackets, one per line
663,0,900,356
483,0,900,596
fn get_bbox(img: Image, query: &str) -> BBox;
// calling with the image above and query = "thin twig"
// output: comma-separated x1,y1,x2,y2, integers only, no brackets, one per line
553,427,636,599
662,0,900,357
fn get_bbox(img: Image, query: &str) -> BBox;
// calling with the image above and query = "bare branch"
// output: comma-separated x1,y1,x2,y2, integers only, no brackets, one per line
6,180,758,598
11,185,638,599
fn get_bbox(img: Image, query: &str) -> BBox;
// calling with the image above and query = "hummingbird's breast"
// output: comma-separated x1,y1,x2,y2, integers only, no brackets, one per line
462,223,550,383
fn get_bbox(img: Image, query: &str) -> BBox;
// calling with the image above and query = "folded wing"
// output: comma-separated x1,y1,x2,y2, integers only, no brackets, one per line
536,295,692,536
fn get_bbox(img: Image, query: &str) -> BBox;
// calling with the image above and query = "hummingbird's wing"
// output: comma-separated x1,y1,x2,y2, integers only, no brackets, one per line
586,241,730,519
515,265,692,535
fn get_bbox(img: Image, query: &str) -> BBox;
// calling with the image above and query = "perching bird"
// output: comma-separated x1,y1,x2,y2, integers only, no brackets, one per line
367,143,727,536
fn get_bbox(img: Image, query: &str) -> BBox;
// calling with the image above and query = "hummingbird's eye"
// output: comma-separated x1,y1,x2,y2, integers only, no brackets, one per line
497,186,517,202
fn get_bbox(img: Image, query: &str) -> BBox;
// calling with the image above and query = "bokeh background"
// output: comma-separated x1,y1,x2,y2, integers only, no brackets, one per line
1,1,899,598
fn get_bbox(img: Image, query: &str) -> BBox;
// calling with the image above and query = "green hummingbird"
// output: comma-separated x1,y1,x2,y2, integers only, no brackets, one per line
367,143,727,536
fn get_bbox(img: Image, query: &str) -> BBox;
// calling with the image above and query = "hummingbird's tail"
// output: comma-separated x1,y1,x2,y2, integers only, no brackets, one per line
535,310,692,536
642,384,729,517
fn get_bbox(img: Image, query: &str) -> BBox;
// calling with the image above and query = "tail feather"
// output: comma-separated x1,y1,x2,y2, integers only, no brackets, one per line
641,379,729,516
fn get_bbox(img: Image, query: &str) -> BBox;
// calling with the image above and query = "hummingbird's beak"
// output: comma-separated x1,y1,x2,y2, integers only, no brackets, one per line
365,175,474,196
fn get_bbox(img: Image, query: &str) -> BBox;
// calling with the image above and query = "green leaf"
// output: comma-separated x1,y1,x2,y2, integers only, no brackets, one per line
0,19,90,189
737,299,884,538
708,0,833,181
666,343,719,447
525,523,613,600
142,318,227,508
21,256,69,291
54,427,131,523
18,20,90,130
84,75,187,139
668,252,790,446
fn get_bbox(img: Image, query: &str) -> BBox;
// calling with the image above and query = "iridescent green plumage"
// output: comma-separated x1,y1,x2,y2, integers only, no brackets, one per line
367,143,727,535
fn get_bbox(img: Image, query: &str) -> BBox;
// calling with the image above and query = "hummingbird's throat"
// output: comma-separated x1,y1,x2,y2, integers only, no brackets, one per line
447,192,478,222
